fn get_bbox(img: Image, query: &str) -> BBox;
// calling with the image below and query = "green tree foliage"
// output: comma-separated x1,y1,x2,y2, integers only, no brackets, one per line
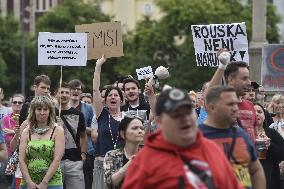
0,14,21,96
24,0,111,96
115,0,281,91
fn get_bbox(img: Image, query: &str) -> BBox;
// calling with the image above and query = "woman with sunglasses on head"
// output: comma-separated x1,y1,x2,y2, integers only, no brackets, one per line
254,103,284,189
18,96,65,189
104,116,144,189
92,55,124,189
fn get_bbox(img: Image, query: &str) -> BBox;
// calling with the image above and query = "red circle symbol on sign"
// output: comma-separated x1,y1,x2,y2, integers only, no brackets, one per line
270,48,284,72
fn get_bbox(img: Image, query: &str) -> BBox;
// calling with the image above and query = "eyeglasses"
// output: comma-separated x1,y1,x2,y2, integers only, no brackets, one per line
12,101,23,105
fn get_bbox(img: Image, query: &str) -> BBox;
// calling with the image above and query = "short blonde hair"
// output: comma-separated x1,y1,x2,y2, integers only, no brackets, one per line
267,94,284,113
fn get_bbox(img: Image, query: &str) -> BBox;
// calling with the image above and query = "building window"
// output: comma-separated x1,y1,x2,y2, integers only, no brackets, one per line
49,0,52,8
43,0,46,10
36,0,39,10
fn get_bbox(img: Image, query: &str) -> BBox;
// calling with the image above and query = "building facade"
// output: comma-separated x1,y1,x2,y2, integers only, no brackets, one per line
0,0,60,34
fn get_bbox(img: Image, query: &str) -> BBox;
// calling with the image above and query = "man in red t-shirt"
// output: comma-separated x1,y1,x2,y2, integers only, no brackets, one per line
208,49,256,142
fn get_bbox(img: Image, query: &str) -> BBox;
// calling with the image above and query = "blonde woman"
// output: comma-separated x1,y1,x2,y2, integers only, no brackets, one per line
19,96,65,189
267,94,284,138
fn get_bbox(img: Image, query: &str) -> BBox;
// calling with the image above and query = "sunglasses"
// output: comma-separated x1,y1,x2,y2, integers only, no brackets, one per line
123,114,145,123
12,101,23,105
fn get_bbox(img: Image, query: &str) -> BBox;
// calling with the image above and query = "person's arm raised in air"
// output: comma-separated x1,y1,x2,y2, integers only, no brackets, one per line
208,48,231,88
144,81,156,118
93,55,107,118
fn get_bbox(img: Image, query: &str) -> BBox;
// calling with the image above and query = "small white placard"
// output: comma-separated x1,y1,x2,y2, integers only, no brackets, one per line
136,66,153,80
38,32,87,66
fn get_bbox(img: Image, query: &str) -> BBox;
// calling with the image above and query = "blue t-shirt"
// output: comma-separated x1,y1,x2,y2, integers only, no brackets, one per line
0,126,4,144
199,124,257,189
197,107,207,125
95,108,120,157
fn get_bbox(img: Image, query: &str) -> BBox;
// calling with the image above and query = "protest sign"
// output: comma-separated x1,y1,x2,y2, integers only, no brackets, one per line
75,22,124,59
191,22,248,67
261,44,284,91
136,66,153,80
38,32,87,66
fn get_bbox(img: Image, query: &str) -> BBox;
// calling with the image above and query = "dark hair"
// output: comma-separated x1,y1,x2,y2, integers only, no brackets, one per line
224,62,249,83
117,116,144,148
253,102,268,128
122,78,140,91
68,79,85,91
100,85,112,92
54,82,70,95
205,85,236,104
33,74,51,86
104,86,124,103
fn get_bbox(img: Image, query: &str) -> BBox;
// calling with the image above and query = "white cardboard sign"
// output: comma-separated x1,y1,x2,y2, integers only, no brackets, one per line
191,22,248,67
38,32,87,66
136,66,153,80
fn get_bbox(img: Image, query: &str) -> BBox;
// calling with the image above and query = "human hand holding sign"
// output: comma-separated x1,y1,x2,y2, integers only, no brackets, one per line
96,54,106,67
217,48,231,70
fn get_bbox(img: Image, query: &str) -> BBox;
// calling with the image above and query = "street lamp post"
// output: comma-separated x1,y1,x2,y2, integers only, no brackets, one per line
20,0,26,96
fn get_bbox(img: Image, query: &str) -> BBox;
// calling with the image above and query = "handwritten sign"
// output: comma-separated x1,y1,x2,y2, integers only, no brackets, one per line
38,32,87,66
261,44,284,91
136,66,153,80
75,22,124,59
191,23,248,67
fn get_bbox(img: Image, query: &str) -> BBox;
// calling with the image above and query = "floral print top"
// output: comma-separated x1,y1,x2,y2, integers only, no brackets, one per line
103,148,128,189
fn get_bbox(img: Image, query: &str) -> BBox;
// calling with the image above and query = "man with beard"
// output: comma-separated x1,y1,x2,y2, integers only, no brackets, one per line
199,85,265,189
209,50,257,142
121,78,150,122
55,82,87,189
19,74,51,125
68,79,97,189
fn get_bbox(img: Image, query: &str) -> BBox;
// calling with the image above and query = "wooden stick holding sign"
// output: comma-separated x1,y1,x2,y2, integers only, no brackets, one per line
38,32,88,117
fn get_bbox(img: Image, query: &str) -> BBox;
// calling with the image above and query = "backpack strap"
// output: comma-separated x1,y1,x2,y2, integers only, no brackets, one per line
49,126,57,140
180,155,217,189
60,115,80,151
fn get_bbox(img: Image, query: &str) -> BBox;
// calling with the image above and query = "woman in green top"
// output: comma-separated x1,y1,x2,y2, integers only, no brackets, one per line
19,96,65,189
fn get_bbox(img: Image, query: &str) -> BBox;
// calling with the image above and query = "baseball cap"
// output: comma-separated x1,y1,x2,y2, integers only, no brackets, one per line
156,88,193,116
251,82,260,90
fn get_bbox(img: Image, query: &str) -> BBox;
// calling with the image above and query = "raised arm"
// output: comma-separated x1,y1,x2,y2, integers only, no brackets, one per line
93,55,106,118
38,126,65,188
208,49,231,88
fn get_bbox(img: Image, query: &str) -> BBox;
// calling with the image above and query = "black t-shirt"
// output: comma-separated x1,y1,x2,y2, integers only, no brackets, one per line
121,96,150,121
57,107,86,161
19,96,34,125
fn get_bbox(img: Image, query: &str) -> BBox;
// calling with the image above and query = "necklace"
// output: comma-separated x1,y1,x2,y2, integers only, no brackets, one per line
124,148,131,159
34,127,50,135
108,114,119,149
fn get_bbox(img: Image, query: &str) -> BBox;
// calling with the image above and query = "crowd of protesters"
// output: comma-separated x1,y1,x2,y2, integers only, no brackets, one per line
0,50,284,189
